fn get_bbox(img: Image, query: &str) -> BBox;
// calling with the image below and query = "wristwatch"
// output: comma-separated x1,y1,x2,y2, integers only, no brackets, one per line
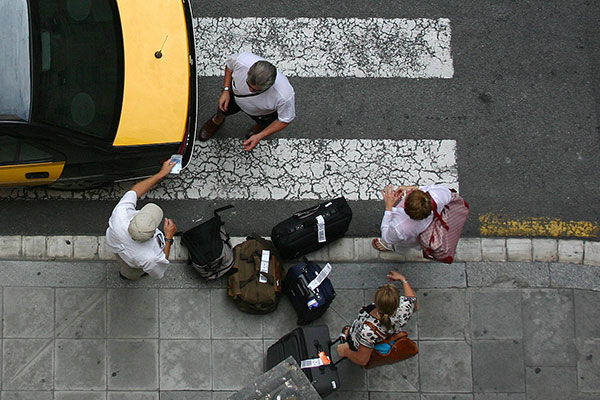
400,279,408,284
165,238,174,245
222,86,231,92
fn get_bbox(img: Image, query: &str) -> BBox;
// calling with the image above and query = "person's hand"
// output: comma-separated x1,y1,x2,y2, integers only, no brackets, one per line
336,343,349,358
242,135,260,151
218,91,230,112
158,159,176,177
163,218,176,238
381,185,402,210
387,271,407,282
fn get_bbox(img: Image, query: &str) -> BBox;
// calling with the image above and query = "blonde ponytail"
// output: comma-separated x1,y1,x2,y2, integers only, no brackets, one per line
374,284,399,330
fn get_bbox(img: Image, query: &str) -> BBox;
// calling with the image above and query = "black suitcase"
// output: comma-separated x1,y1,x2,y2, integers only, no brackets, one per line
284,258,336,325
271,197,352,260
266,325,341,398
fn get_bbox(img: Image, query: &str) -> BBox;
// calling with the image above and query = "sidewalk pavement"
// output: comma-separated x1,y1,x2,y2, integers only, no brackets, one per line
0,236,599,400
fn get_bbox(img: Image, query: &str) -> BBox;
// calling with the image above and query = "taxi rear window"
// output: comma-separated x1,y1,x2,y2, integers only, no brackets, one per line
29,0,124,140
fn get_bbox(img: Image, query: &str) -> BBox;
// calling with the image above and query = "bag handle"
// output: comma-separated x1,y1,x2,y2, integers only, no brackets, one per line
214,204,234,216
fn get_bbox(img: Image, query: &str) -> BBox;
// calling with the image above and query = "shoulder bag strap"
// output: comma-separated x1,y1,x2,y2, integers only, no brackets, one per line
425,192,448,231
364,320,389,342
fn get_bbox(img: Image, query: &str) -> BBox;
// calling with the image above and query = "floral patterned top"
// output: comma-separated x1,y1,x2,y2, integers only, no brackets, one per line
347,296,416,350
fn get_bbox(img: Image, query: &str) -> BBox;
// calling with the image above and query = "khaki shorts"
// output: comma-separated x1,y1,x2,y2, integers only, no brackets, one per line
115,254,147,280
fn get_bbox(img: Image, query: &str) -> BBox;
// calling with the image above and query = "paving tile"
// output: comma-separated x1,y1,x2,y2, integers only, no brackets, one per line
212,339,263,390
158,391,212,400
261,296,299,340
470,289,523,339
327,392,369,400
521,289,576,366
574,290,600,338
72,235,99,259
1,392,54,400
22,236,46,259
525,366,578,400
98,236,114,260
3,287,54,338
210,392,236,400
417,289,469,339
532,239,558,262
367,354,419,391
0,261,107,287
584,241,600,266
107,340,158,390
2,339,53,390
558,240,584,264
549,263,600,291
159,289,210,338
472,340,525,392
159,340,211,390
55,392,106,400
577,339,600,393
46,236,74,259
455,237,482,262
481,238,506,262
473,395,526,400
466,262,549,288
55,339,106,390
328,238,355,261
421,395,473,400
55,288,106,338
304,243,330,261
336,355,367,391
108,393,158,400
210,289,263,339
312,289,366,335
418,340,472,392
353,238,379,261
108,289,158,338
0,236,21,258
506,239,531,262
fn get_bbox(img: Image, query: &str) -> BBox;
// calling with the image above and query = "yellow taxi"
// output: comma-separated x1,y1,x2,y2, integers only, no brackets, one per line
0,0,197,189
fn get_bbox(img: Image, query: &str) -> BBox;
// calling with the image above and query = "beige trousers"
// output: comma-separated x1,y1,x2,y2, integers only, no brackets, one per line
115,254,146,280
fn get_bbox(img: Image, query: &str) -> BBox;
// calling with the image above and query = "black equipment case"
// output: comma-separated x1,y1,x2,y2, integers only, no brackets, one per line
266,325,341,398
271,197,352,260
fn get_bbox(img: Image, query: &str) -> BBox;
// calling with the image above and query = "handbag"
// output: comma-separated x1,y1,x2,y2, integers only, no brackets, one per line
363,321,418,369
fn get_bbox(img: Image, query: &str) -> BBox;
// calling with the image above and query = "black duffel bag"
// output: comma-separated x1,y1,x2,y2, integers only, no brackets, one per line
271,197,352,260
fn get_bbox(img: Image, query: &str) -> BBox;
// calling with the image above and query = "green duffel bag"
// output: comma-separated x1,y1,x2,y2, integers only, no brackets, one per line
227,235,284,314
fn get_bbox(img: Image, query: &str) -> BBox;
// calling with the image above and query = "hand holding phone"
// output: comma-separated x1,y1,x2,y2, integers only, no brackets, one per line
169,154,182,174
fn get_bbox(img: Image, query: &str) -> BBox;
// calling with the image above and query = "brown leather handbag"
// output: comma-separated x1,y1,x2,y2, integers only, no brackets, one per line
363,321,418,369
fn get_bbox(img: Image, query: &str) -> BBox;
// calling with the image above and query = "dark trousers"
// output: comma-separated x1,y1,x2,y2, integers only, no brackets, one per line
222,94,278,128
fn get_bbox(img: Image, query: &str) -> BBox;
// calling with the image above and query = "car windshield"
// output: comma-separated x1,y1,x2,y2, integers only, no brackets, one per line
29,0,124,140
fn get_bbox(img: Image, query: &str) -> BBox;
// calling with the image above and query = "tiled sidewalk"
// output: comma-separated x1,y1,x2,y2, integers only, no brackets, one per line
0,259,599,399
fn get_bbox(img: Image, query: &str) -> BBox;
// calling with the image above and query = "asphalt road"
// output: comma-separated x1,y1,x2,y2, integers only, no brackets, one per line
1,0,599,239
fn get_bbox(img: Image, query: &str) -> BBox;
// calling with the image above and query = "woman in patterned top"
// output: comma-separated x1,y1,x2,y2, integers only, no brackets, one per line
336,271,417,366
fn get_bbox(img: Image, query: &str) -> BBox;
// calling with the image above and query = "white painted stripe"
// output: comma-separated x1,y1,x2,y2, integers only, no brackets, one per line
194,17,453,78
0,139,458,201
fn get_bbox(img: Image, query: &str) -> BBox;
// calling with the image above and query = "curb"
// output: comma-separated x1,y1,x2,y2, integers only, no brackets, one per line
1,235,599,267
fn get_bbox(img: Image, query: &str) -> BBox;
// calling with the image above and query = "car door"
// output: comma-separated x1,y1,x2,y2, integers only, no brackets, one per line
0,135,65,186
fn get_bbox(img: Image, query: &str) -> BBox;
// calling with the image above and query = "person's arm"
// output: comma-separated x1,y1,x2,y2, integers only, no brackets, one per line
242,120,289,151
162,218,176,258
130,160,175,198
336,343,373,367
218,66,233,112
387,271,418,311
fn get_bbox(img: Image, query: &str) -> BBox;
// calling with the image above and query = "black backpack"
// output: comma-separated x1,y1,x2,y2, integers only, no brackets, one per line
181,205,234,280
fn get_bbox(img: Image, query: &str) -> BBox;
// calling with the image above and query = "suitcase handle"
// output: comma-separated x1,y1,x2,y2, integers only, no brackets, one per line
328,337,347,367
293,204,320,219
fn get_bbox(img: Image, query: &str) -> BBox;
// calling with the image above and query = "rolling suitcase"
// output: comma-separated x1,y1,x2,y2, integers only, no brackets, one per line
284,258,335,325
266,325,341,398
271,197,352,260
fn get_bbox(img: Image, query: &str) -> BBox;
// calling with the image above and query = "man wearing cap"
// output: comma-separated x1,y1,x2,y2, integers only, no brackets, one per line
105,160,176,280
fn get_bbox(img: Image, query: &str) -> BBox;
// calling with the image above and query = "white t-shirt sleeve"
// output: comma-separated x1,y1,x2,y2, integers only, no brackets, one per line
225,53,239,71
276,94,296,123
142,255,169,279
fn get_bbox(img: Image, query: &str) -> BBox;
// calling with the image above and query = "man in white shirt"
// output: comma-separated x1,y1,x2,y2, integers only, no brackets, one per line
373,184,452,252
199,52,296,151
105,160,177,280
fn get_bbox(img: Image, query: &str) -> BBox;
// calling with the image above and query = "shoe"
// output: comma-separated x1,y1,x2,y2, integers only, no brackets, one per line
372,237,393,252
119,272,148,280
245,124,265,139
199,113,224,141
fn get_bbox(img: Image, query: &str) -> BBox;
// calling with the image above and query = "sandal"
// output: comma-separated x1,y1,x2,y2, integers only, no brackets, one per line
372,237,393,252
199,113,224,141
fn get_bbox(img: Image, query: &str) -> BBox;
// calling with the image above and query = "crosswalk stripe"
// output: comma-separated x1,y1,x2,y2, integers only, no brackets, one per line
194,17,453,78
0,139,458,201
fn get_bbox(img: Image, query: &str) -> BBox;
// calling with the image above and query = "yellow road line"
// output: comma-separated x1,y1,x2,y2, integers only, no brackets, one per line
479,213,599,238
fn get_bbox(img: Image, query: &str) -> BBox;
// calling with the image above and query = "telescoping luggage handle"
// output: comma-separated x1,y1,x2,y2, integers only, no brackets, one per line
299,338,346,370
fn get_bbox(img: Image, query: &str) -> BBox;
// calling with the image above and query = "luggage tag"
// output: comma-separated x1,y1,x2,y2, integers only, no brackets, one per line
316,215,326,243
307,263,332,291
300,352,331,369
259,250,270,284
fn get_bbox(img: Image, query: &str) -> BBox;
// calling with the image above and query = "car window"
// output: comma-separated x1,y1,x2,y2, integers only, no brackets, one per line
28,0,124,141
0,135,53,165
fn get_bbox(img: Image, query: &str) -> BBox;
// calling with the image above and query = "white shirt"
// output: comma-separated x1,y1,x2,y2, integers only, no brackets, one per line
380,185,452,245
105,191,169,279
226,52,296,123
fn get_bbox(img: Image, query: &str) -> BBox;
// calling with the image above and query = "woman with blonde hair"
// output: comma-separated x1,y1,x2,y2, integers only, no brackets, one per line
336,271,417,366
